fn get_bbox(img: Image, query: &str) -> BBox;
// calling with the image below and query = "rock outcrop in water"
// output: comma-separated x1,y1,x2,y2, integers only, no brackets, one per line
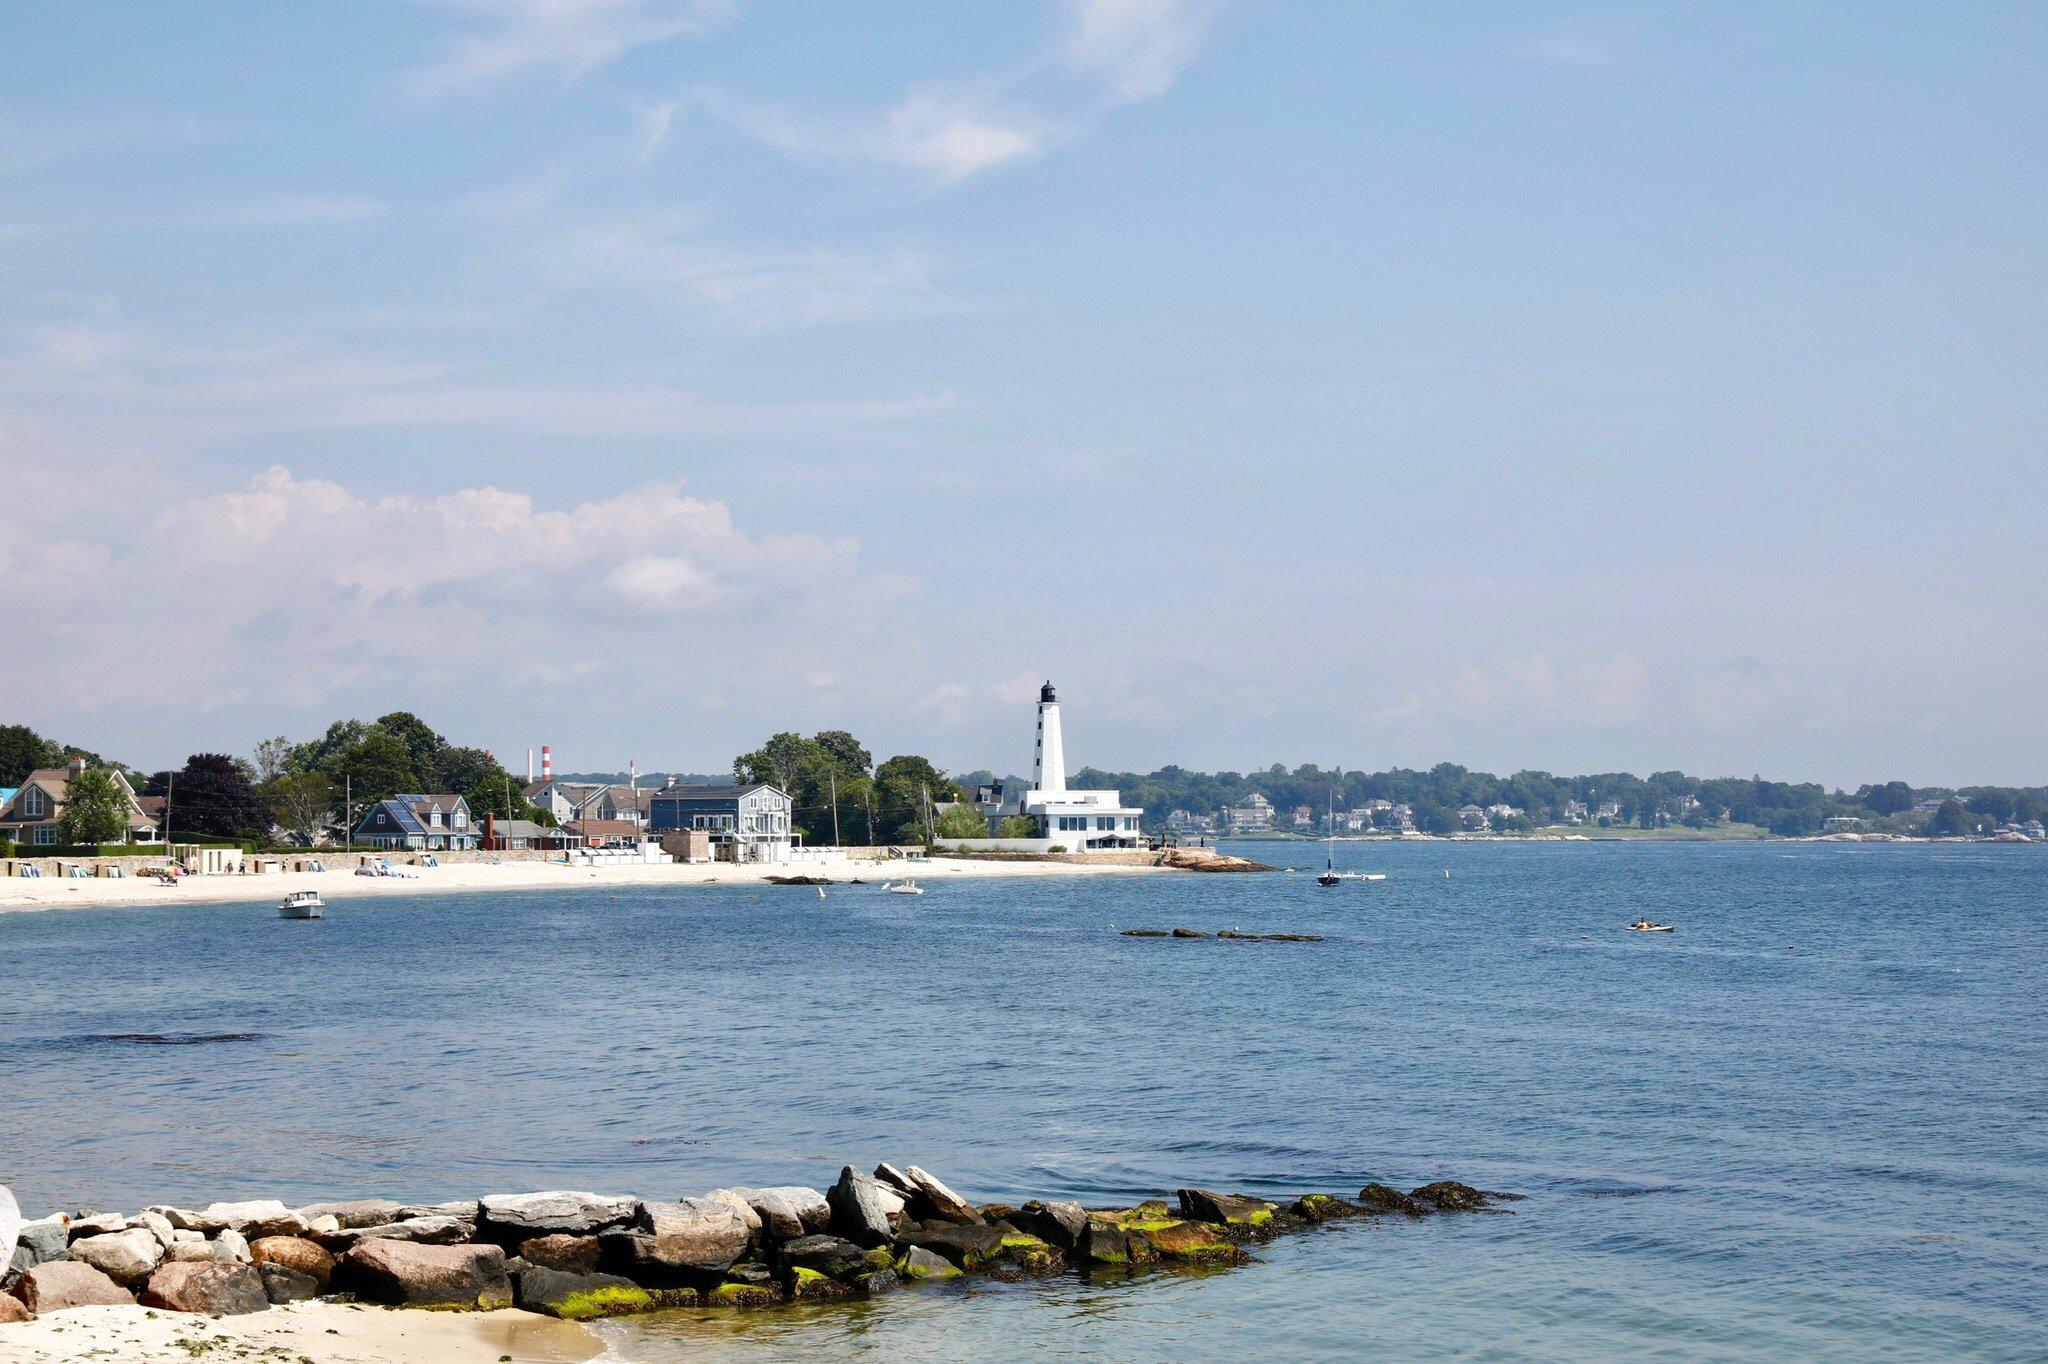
0,1168,1508,1326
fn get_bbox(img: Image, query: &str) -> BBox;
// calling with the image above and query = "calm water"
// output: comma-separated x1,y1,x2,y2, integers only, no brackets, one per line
3,842,2044,1361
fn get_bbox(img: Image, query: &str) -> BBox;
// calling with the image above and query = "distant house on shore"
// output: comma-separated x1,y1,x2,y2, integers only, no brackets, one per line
647,783,794,862
1458,804,1488,830
1562,800,1589,825
352,794,479,851
0,759,159,847
1221,793,1275,833
480,818,582,851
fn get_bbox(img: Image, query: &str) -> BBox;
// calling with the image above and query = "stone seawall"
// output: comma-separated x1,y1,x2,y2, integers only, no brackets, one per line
1,1166,1509,1326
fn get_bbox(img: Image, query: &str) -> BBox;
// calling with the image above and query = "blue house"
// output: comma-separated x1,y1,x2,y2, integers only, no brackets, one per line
647,783,793,862
352,793,479,851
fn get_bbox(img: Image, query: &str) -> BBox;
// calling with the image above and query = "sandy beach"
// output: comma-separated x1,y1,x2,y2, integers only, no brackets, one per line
0,1302,599,1363
0,851,1166,914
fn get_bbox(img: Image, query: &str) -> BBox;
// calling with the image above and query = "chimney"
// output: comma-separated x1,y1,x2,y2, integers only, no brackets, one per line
541,745,553,782
68,755,86,777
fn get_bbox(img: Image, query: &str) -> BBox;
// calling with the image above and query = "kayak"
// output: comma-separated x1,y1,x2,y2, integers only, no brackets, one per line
1627,923,1675,933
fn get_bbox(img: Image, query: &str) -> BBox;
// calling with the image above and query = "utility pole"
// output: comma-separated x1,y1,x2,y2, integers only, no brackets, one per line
828,769,841,848
344,775,351,855
864,781,875,847
163,773,174,858
921,784,936,845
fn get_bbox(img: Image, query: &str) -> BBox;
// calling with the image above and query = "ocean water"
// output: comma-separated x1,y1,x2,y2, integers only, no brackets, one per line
3,841,2043,1361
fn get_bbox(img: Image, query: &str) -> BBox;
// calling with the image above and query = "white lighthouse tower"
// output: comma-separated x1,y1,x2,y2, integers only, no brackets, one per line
1033,681,1067,796
996,679,1144,852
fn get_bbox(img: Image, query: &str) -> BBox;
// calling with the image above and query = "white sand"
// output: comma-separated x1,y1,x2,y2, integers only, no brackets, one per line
0,1302,601,1363
0,851,1164,914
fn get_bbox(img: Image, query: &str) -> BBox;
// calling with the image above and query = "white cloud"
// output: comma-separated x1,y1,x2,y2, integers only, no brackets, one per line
697,0,1225,183
1063,0,1221,104
0,465,885,720
401,0,740,100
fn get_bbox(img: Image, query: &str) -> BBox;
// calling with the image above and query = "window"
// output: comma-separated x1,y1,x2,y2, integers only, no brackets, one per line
453,809,466,828
430,808,442,827
23,787,47,817
33,826,58,845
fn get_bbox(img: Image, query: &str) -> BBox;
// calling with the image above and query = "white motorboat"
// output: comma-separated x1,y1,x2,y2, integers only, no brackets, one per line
1627,918,1674,933
883,880,925,896
279,890,325,920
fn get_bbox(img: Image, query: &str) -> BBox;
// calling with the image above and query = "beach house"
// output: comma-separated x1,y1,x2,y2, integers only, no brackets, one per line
647,783,794,862
351,794,480,851
0,759,159,847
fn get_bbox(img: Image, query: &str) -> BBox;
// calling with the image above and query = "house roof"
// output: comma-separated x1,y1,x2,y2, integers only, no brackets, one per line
564,819,640,838
653,783,783,800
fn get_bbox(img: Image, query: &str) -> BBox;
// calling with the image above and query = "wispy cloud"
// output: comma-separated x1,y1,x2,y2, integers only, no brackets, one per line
0,109,214,175
549,212,947,328
698,0,1228,183
400,0,740,102
1374,653,1649,727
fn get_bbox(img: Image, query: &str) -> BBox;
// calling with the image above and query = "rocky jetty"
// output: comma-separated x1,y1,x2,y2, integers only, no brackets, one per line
1,1170,1508,1326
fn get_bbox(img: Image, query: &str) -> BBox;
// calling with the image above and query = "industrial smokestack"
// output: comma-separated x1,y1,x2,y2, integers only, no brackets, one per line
629,759,637,792
527,748,535,784
542,745,553,782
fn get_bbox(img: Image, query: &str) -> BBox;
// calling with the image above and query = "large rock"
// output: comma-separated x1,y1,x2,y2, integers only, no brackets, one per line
259,1263,322,1304
731,1188,806,1242
519,1234,601,1275
66,1213,127,1238
602,1199,749,1281
17,1218,69,1267
0,1184,18,1275
167,1243,216,1263
827,1167,899,1247
135,1210,177,1251
514,1264,654,1320
905,1167,980,1225
250,1235,335,1289
477,1192,634,1241
140,1260,269,1315
699,1190,762,1237
69,1227,164,1286
872,1163,917,1196
1411,1181,1489,1212
195,1200,293,1233
242,1209,313,1240
10,1260,135,1311
1015,1200,1088,1252
342,1239,512,1309
319,1216,471,1249
1176,1189,1276,1229
895,1222,1010,1270
0,1294,31,1323
774,1234,882,1280
297,1199,403,1229
895,1245,961,1281
212,1227,252,1263
1357,1183,1429,1217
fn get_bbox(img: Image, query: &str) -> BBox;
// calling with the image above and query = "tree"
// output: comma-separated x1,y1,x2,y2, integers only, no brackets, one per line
321,729,415,805
811,730,872,776
151,754,268,839
57,767,127,845
873,755,960,844
263,771,335,845
1928,799,1972,837
1856,781,1916,816
0,724,63,786
934,804,988,839
373,711,446,787
252,735,294,785
733,733,818,792
996,815,1038,838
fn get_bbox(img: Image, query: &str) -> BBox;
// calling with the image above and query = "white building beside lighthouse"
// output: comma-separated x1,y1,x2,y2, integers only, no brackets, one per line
988,681,1146,851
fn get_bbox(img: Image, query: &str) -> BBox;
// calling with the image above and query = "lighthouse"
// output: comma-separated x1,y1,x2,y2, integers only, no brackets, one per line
1033,681,1067,796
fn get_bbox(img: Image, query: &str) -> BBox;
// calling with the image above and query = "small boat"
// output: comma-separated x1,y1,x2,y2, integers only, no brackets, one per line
1627,918,1674,933
883,880,925,896
279,890,325,920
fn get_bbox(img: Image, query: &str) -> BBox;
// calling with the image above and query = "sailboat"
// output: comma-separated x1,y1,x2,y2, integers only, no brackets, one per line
1316,785,1386,885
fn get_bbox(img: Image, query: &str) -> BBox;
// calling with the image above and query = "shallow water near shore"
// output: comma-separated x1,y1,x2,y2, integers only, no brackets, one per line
4,841,2044,1360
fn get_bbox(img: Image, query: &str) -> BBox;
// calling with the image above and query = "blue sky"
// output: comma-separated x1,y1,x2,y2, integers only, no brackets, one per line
3,2,2044,786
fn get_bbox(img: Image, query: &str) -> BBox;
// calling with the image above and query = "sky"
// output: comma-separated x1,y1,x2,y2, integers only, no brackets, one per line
2,1,2044,788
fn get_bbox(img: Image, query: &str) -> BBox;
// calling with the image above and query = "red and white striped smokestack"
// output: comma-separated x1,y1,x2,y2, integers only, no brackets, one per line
541,745,552,782
629,758,637,792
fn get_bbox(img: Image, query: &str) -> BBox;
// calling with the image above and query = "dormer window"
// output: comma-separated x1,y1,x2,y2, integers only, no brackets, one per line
430,808,442,827
453,809,465,828
23,787,48,818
